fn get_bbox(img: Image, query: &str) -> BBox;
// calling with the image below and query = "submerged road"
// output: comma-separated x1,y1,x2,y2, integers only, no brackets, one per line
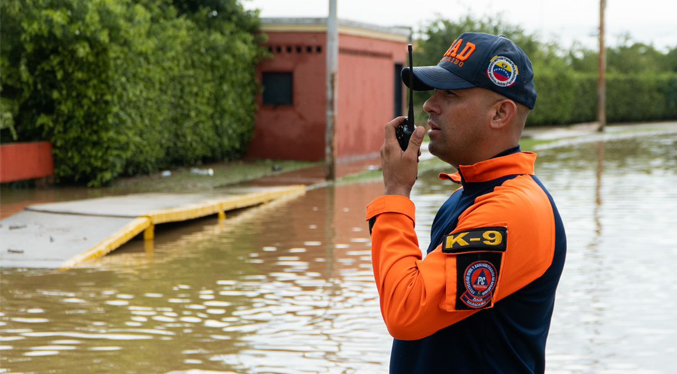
0,186,305,269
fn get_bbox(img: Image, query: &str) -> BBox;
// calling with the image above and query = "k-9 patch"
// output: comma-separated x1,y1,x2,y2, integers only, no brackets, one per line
443,227,507,254
443,227,507,310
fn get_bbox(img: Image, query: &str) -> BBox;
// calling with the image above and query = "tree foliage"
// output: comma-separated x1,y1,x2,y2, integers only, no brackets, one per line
414,14,677,126
1,0,265,186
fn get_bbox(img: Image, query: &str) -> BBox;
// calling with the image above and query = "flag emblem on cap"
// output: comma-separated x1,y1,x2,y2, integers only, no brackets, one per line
487,56,518,87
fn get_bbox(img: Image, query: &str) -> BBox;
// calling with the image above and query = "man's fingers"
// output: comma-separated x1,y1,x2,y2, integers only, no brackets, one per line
405,126,426,157
384,117,406,147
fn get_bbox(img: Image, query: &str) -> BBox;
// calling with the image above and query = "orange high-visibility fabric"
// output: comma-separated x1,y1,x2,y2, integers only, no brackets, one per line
366,152,556,341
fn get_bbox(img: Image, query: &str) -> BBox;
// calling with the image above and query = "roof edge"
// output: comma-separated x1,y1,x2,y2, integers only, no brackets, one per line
260,17,412,42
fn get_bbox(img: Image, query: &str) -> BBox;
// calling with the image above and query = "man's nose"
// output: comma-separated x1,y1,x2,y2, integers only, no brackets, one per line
423,94,439,115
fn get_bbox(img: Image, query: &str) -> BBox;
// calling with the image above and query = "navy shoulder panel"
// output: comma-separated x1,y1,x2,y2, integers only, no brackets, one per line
427,175,519,254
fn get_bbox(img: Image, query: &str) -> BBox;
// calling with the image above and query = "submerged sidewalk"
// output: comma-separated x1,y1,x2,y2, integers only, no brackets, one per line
0,185,305,269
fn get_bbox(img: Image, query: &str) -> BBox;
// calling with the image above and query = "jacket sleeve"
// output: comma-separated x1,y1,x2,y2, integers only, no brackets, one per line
366,195,478,341
366,180,556,341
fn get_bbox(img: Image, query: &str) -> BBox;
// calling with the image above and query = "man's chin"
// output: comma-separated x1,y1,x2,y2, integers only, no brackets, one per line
427,142,455,166
427,141,441,158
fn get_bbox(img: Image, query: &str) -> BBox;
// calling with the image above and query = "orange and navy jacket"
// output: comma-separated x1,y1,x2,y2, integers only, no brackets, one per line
366,147,566,374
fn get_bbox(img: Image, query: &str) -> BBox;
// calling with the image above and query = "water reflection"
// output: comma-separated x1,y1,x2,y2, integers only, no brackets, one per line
1,134,677,373
538,135,677,374
1,183,393,373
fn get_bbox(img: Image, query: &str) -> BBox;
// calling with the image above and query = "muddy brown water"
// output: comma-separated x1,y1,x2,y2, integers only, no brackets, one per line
1,134,677,373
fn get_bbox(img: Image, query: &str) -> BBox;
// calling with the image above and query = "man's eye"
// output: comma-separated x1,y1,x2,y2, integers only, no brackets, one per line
445,90,456,96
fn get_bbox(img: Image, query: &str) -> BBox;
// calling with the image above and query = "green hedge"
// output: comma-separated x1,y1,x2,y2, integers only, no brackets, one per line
0,0,265,186
528,73,677,126
414,72,677,128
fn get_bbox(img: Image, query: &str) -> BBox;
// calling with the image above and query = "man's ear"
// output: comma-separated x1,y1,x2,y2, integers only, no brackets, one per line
490,100,517,129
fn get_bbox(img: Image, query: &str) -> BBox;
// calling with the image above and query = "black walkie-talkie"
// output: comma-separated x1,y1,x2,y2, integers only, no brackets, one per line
396,44,416,151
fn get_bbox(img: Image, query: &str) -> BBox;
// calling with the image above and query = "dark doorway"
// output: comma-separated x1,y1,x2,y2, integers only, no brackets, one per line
394,63,404,117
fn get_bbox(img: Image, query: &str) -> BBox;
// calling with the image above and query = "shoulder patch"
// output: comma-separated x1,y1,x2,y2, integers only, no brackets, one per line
460,261,498,308
443,227,507,254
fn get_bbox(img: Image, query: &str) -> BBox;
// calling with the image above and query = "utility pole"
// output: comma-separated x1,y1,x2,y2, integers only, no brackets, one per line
597,0,606,132
325,0,338,180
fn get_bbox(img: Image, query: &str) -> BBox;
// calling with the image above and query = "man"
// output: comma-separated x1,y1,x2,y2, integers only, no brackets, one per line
366,33,566,373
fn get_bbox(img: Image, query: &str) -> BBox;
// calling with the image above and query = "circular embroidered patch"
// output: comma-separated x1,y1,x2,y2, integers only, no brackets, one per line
461,261,497,308
487,56,518,87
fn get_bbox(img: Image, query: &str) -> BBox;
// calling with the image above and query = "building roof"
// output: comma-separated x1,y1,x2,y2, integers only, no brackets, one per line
260,17,411,43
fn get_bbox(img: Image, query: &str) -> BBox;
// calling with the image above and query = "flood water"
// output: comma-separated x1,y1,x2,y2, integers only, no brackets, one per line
1,134,677,373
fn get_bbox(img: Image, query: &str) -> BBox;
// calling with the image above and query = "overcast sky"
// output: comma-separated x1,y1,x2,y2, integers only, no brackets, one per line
242,0,677,51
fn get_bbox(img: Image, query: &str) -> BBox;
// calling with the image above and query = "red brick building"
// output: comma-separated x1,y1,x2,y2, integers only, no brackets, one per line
247,18,411,162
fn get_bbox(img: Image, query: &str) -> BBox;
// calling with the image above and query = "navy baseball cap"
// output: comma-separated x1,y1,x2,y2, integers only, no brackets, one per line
402,32,537,109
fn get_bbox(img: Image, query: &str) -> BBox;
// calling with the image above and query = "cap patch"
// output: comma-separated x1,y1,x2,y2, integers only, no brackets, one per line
487,56,518,87
441,39,477,67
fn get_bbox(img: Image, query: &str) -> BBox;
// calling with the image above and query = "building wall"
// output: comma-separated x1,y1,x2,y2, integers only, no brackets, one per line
337,34,407,160
248,30,407,162
248,32,327,161
247,33,327,161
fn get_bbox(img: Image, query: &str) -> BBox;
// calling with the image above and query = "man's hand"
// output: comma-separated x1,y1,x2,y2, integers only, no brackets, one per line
381,117,426,198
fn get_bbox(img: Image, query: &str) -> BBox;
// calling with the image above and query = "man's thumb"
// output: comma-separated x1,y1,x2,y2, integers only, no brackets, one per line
408,126,425,150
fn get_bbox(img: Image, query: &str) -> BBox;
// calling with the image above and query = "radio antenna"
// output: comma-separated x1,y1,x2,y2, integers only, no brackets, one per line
396,44,416,151
406,44,414,130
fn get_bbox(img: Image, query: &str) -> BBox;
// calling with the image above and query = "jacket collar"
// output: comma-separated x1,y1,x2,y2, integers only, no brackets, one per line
438,147,536,185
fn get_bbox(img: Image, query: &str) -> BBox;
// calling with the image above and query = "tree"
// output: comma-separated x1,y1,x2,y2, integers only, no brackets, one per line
415,15,542,67
1,0,266,186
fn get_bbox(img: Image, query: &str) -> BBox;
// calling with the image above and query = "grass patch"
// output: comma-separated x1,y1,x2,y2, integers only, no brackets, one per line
519,137,555,152
112,159,318,193
338,150,448,185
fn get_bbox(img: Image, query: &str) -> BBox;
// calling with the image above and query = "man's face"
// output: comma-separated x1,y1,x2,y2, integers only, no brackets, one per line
423,88,494,167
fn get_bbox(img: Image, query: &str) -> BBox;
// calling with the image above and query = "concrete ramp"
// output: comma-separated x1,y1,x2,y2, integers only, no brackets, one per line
1,212,142,268
0,185,305,269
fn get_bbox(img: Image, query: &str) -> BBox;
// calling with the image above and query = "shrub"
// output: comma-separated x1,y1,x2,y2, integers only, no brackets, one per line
0,0,265,186
529,73,677,126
